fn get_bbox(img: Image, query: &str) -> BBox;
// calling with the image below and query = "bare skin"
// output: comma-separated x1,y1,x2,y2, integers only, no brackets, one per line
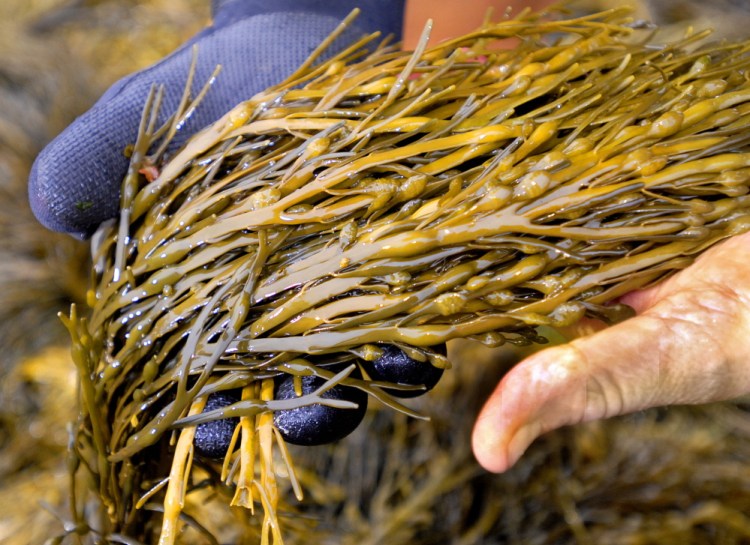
403,0,552,47
472,232,750,472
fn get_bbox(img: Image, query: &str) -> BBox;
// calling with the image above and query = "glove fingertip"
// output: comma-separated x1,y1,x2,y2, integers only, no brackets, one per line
29,124,126,238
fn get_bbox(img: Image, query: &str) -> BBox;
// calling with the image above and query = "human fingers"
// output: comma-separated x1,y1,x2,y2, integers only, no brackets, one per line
472,233,750,473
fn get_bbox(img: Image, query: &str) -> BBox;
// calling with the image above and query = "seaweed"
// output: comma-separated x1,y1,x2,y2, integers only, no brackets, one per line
60,5,750,544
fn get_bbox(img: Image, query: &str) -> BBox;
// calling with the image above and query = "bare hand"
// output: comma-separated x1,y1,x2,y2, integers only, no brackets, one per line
472,232,750,472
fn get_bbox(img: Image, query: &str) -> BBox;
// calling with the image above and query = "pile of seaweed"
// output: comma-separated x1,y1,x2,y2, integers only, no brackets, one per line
48,4,750,545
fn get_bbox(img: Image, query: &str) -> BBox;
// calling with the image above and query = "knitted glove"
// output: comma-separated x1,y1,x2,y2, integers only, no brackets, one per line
30,0,404,238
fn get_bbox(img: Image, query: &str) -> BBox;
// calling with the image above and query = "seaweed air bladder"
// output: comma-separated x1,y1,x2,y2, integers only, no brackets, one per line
60,5,750,544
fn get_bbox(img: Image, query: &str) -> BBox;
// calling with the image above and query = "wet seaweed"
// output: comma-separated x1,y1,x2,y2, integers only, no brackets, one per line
61,5,750,544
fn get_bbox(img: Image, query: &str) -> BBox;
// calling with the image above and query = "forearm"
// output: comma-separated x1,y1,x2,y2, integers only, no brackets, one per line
403,0,556,47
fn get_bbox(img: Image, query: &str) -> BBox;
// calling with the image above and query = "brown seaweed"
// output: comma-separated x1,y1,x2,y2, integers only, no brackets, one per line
60,5,750,544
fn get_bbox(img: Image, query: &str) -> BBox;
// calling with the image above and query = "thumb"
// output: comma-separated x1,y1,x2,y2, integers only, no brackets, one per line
472,236,750,473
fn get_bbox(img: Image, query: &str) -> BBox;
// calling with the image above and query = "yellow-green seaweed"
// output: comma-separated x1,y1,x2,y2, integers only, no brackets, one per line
61,5,750,544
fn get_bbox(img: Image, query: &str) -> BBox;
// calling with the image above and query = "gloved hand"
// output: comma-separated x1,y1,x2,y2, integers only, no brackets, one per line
29,0,405,239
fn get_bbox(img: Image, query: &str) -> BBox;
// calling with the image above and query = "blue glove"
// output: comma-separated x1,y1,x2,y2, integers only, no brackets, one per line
29,0,405,239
